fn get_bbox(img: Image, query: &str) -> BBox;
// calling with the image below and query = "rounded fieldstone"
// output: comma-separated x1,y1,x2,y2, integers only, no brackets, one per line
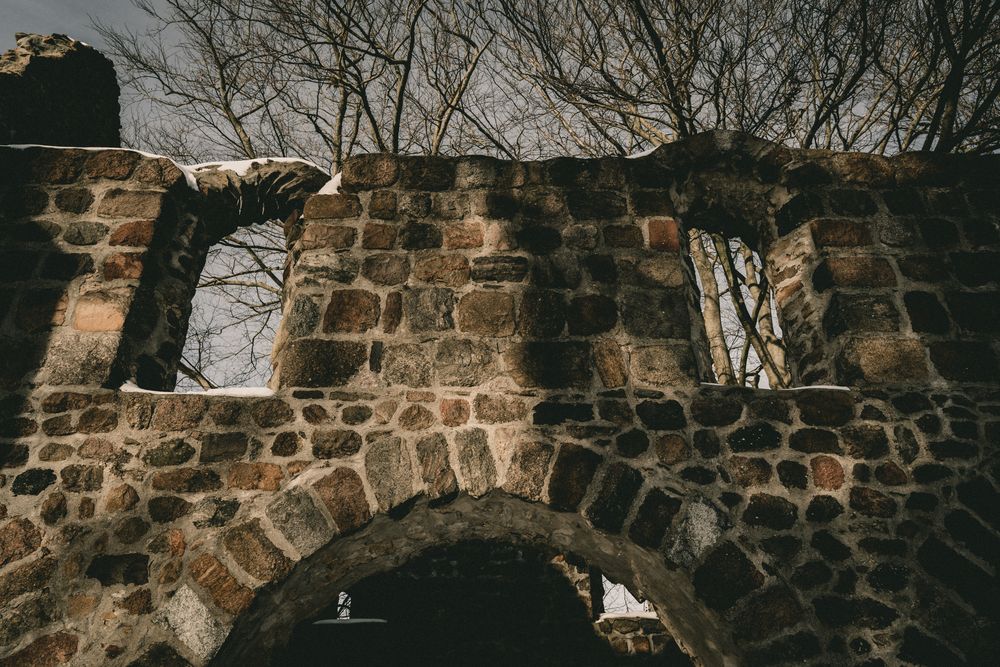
12,468,56,495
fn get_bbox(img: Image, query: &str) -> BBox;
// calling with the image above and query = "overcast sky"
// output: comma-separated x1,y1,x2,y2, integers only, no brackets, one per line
0,0,151,53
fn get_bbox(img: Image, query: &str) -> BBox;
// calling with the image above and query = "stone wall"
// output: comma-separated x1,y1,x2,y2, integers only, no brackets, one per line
0,34,121,146
0,133,998,667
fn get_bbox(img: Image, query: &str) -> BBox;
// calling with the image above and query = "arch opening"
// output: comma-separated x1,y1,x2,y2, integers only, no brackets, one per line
208,493,737,667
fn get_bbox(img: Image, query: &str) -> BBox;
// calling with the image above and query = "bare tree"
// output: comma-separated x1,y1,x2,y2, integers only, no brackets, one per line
97,0,1000,389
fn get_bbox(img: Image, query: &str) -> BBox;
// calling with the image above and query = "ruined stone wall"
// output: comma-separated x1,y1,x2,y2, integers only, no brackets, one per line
0,34,120,147
0,134,998,667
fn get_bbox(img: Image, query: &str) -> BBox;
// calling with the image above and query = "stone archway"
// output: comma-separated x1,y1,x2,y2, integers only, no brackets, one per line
204,493,736,666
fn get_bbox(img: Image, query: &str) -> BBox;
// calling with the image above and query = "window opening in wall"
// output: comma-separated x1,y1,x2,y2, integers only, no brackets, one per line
176,221,286,392
688,230,791,389
591,571,652,616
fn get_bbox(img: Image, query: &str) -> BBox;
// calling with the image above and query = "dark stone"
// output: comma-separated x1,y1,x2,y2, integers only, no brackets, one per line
850,487,897,517
313,430,362,458
504,342,592,388
956,477,1000,530
806,496,844,523
399,222,443,250
12,468,56,495
743,494,797,530
693,430,720,457
841,424,889,459
620,289,689,338
760,535,802,561
728,423,781,452
471,256,529,282
793,561,833,589
271,432,300,456
897,626,962,666
142,439,195,466
789,428,842,454
745,632,821,667
930,341,999,381
86,554,149,586
693,541,763,611
813,596,898,629
904,291,950,334
517,290,566,337
796,390,854,426
532,402,592,426
919,535,1000,613
635,400,686,430
278,339,367,387
811,530,852,561
566,190,627,219
148,496,192,523
681,466,716,484
200,432,248,462
823,293,899,336
515,226,562,254
127,642,192,667
690,395,743,426
733,587,803,642
585,463,642,533
547,444,602,512
583,254,617,283
628,489,681,549
60,464,102,491
567,294,617,335
866,563,909,592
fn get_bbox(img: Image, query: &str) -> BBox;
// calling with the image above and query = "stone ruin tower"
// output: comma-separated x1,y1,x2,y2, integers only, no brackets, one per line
1,34,999,667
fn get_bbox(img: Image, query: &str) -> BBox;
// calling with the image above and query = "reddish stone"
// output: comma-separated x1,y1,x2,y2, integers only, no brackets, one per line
398,404,436,430
189,552,254,614
440,398,470,426
648,218,680,251
85,150,140,179
228,462,283,491
223,520,293,582
811,456,845,490
97,189,163,218
102,252,144,280
444,220,484,249
322,289,380,333
413,254,471,287
313,468,371,533
382,291,403,333
108,219,155,246
114,588,152,615
0,631,78,666
0,518,41,568
73,291,126,331
473,394,527,423
362,222,397,249
457,291,515,336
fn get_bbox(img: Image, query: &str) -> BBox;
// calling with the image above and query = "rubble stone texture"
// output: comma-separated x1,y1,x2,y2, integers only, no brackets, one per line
1,64,1000,666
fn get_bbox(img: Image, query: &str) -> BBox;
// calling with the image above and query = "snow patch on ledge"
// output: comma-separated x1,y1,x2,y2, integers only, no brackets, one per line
778,384,851,392
317,171,342,194
626,145,660,159
119,381,274,397
598,611,660,620
189,156,321,177
6,144,199,190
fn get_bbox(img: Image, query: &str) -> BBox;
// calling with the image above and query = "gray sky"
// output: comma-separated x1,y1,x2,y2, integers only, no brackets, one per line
0,0,151,53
